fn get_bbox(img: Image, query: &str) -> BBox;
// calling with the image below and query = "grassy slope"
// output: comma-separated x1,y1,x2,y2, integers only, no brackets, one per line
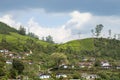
0,32,50,48
10,32,49,46
0,21,49,47
58,38,94,51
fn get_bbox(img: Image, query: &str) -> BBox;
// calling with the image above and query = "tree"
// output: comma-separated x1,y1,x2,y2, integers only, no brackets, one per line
117,34,120,40
18,26,26,35
42,37,45,41
45,35,54,43
94,60,101,67
91,29,95,37
95,24,104,37
10,68,18,79
27,32,39,39
114,34,117,39
0,54,6,77
108,29,111,39
51,53,68,67
1,36,7,49
12,59,24,74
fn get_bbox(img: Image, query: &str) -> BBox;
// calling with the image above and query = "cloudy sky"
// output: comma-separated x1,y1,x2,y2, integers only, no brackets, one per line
0,0,120,43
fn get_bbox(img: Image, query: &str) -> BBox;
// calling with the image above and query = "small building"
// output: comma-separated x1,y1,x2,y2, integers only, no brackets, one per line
82,73,99,80
0,49,9,54
39,74,51,79
6,60,12,64
116,66,120,69
101,61,111,69
89,58,96,62
79,62,93,68
56,73,67,78
59,64,68,69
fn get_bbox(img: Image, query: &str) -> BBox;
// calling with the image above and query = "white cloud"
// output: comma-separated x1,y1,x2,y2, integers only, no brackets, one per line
0,10,120,43
68,11,92,29
27,18,71,43
0,15,21,29
65,11,120,39
26,11,93,43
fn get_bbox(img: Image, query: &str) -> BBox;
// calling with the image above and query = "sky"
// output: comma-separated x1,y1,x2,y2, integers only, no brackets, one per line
0,0,120,43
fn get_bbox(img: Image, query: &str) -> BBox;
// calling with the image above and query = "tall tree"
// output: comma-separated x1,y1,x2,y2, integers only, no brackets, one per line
27,32,39,39
114,34,117,39
95,24,104,37
118,34,120,40
18,26,26,35
91,29,95,37
108,29,111,39
42,37,45,41
45,35,54,43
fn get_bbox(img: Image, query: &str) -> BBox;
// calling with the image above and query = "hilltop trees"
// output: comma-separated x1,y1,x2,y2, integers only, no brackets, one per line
27,32,39,39
108,29,112,39
95,24,104,37
91,24,104,37
18,26,26,35
45,35,54,43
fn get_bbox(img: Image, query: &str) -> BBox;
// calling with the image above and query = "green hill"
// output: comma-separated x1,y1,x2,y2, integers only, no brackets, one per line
0,22,51,52
58,38,94,51
0,22,120,79
58,38,120,60
0,22,18,34
0,21,120,60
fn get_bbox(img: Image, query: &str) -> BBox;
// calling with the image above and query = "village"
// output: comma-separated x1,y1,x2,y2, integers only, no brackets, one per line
1,49,120,80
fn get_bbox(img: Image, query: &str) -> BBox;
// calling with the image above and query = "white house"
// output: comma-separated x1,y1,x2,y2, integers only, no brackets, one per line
116,66,120,69
79,62,93,68
101,61,111,69
39,74,51,79
56,74,67,78
101,62,109,66
6,60,12,64
0,49,9,53
82,73,99,80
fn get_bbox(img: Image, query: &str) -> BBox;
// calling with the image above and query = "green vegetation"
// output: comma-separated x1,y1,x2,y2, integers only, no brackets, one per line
0,22,18,34
59,38,94,51
0,22,120,79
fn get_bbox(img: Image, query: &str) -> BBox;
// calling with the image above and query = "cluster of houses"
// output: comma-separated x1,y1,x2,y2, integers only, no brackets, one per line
0,49,33,65
39,73,67,79
39,73,99,80
1,49,119,80
78,58,120,70
57,57,120,70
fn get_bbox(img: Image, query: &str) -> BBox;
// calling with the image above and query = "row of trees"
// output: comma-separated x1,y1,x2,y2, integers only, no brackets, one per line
18,26,54,43
91,24,120,39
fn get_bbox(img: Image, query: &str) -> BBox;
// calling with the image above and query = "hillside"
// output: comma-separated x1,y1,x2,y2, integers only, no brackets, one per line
0,22,51,52
58,38,120,60
0,21,120,60
0,22,120,79
58,38,94,51
0,22,18,34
